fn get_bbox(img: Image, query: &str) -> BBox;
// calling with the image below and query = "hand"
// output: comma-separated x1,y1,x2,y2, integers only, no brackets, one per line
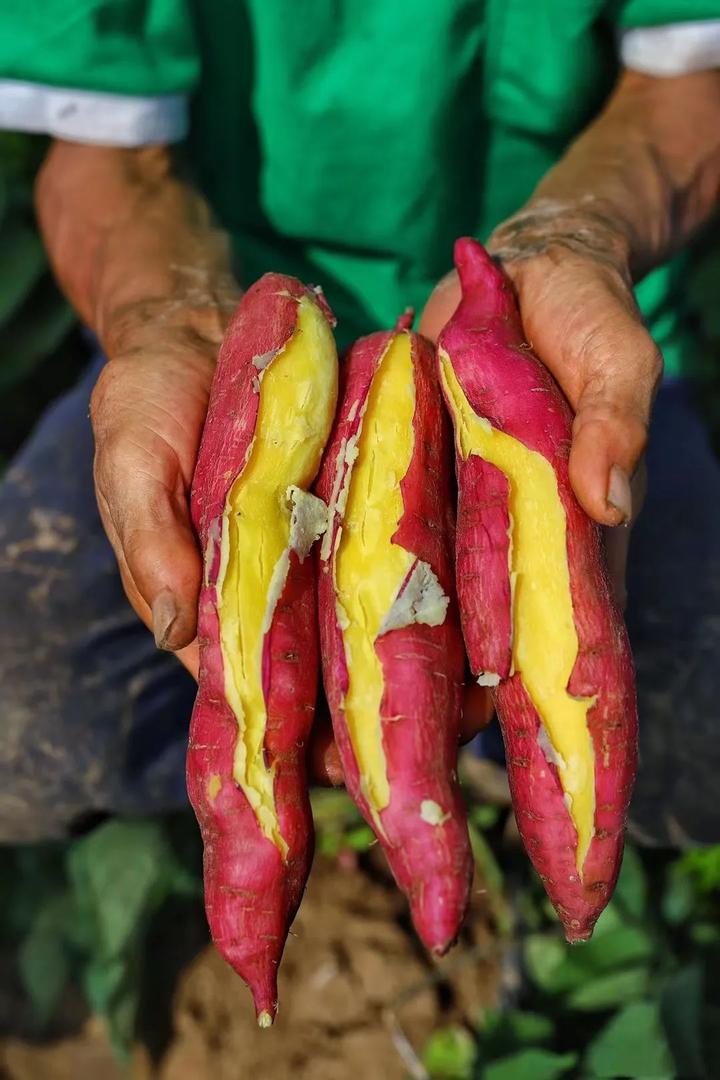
90,289,240,679
34,142,242,680
420,207,660,603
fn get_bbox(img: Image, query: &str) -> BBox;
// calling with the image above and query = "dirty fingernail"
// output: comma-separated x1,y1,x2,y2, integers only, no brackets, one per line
606,464,632,523
152,589,179,650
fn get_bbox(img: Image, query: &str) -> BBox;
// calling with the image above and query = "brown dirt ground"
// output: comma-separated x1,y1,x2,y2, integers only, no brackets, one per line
0,849,501,1080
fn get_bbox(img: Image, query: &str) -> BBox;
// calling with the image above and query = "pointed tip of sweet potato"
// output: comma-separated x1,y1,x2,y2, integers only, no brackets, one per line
394,307,415,332
244,960,279,1026
409,871,471,957
451,237,517,326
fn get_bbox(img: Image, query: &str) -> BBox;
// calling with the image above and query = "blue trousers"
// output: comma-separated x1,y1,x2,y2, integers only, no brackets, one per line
1,357,718,846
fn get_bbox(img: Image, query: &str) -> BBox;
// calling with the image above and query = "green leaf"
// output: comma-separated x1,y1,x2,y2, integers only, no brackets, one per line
563,966,649,1011
662,864,697,925
524,934,569,991
481,1008,555,1047
689,921,720,946
17,911,70,1019
423,1026,477,1079
345,825,375,852
67,819,182,958
590,902,626,938
84,953,140,1060
478,1009,555,1061
0,845,67,941
311,789,364,829
0,216,45,324
611,844,647,920
470,805,501,831
468,823,510,935
317,829,341,857
524,925,653,995
660,964,707,1079
583,1001,674,1079
71,817,171,1064
677,846,720,895
483,1048,577,1080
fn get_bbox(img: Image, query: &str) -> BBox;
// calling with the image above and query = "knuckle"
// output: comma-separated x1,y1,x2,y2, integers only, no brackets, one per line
92,428,126,495
89,358,132,434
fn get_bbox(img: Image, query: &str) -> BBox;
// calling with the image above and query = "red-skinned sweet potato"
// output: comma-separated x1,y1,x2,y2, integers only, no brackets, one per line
438,238,638,941
316,314,472,954
189,273,338,1023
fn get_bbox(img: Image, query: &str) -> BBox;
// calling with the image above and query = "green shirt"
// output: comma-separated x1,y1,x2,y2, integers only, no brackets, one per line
1,0,718,367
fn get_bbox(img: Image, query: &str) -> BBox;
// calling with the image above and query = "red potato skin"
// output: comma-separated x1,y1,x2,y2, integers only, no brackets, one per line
315,320,472,954
438,238,638,941
189,274,332,1022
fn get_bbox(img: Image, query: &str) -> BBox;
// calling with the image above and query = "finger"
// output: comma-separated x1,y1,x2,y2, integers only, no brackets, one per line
124,516,202,651
309,701,345,787
602,457,647,610
95,474,201,652
506,258,661,528
418,271,461,344
99,498,201,677
460,683,495,742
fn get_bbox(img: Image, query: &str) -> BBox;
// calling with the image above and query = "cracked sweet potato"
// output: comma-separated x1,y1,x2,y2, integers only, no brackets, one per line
188,273,338,1023
316,314,472,954
438,238,637,941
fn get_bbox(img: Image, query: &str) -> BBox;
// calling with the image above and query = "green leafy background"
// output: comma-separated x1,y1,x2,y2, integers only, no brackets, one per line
1,135,720,1078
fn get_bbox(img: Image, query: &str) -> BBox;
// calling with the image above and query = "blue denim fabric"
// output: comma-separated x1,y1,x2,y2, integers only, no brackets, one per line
0,363,718,845
0,356,196,840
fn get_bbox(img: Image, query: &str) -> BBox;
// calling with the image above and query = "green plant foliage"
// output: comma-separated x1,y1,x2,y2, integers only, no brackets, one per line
17,895,75,1024
677,846,720,895
562,966,650,1011
467,821,511,936
6,816,201,1057
525,923,654,997
423,1026,478,1079
481,1048,577,1080
582,1001,674,1078
310,788,369,856
659,964,707,1079
609,843,648,921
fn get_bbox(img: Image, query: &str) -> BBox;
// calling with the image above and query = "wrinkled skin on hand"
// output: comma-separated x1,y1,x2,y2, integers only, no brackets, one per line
420,203,657,610
90,293,238,679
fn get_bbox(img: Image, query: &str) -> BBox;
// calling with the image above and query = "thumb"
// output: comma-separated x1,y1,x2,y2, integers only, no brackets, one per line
418,271,461,344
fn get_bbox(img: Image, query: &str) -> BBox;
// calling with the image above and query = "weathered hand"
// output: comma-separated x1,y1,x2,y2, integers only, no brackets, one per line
34,142,244,678
90,291,240,678
420,207,659,606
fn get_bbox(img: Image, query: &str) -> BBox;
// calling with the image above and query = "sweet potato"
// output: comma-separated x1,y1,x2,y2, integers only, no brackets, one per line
316,314,472,954
188,273,338,1023
437,238,638,941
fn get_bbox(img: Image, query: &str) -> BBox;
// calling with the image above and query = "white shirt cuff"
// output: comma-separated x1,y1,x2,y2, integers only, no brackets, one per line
621,20,720,77
0,80,188,145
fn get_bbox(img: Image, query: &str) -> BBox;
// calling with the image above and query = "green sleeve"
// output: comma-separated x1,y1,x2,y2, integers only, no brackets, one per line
611,0,720,27
0,0,198,96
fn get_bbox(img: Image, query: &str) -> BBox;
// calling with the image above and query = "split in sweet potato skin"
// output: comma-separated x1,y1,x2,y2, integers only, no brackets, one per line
438,238,638,942
189,274,338,1024
316,315,472,955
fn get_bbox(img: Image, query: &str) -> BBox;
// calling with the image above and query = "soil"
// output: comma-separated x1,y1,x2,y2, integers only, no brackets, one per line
0,852,501,1080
